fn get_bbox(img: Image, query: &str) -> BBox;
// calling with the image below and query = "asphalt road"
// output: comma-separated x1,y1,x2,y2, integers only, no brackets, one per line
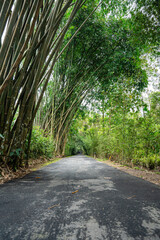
0,155,160,240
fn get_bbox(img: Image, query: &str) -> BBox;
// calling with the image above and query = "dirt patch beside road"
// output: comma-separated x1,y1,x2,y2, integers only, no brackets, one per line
98,159,160,186
0,157,61,185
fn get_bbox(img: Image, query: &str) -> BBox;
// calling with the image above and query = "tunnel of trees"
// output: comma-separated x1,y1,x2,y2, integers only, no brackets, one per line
0,0,160,171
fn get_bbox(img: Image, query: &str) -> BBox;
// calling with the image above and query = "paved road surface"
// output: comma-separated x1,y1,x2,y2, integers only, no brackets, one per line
0,155,160,240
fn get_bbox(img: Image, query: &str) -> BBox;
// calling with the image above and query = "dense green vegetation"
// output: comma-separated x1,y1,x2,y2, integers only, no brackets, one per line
66,90,160,169
0,0,160,171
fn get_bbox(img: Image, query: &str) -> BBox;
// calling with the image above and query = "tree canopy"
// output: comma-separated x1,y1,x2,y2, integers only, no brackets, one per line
0,0,159,170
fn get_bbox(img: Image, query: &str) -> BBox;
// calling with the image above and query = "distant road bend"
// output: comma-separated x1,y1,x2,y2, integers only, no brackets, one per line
0,155,160,240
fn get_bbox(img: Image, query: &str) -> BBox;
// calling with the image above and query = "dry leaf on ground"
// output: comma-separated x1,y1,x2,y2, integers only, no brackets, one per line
72,190,79,194
48,203,60,209
127,195,136,199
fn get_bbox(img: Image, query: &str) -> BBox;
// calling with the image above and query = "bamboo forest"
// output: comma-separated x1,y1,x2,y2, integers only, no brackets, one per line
0,0,160,173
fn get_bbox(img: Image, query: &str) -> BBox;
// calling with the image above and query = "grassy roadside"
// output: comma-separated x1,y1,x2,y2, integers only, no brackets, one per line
96,157,160,186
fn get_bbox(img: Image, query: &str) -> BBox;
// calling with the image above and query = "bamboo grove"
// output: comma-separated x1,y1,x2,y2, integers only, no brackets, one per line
0,0,160,170
0,0,86,168
35,0,160,158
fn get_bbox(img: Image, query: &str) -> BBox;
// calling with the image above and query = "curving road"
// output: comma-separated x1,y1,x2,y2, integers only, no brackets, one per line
0,155,160,240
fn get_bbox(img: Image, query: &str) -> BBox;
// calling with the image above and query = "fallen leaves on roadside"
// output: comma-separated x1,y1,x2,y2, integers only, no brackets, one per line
72,190,79,194
35,177,41,179
0,157,49,185
127,195,136,199
48,203,60,210
104,177,111,180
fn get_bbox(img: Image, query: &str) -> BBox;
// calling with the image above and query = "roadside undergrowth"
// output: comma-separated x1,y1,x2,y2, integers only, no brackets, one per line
0,157,61,185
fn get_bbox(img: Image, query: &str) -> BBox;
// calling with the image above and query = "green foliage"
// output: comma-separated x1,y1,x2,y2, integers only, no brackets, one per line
65,134,85,156
1,0,159,170
132,155,160,170
67,86,160,170
28,127,55,159
10,148,22,157
41,1,159,168
65,112,87,156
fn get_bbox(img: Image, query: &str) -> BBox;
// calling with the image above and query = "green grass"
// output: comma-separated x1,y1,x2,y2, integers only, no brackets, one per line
41,158,61,167
134,167,140,170
96,158,106,162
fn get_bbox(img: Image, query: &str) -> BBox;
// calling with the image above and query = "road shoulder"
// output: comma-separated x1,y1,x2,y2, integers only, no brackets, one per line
97,158,160,186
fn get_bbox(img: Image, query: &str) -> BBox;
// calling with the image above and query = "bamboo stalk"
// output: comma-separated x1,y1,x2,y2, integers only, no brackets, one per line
0,0,22,68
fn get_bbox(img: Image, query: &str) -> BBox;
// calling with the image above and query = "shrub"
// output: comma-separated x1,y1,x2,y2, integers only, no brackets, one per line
140,155,159,169
28,126,55,158
131,154,160,170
